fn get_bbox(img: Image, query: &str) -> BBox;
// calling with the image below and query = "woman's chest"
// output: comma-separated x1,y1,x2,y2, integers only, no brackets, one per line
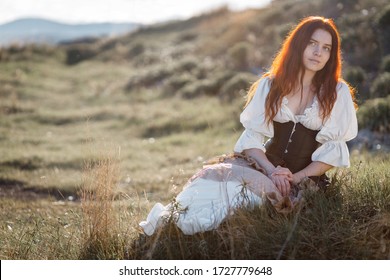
274,97,323,130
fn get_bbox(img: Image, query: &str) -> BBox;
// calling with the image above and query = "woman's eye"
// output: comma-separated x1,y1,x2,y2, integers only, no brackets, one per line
323,47,331,52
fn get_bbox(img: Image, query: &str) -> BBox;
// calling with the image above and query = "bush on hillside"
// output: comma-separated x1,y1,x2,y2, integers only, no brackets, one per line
344,66,367,101
380,55,390,72
128,42,145,57
126,56,209,91
174,57,199,73
132,52,160,67
339,12,381,71
175,32,198,44
0,44,57,62
176,70,237,98
162,73,195,96
370,72,390,98
357,95,390,133
376,4,390,55
219,72,258,102
227,42,252,71
126,65,174,90
377,4,390,27
65,45,98,65
178,79,220,98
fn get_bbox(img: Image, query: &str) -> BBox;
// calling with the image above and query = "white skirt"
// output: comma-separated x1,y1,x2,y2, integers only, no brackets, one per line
139,157,282,236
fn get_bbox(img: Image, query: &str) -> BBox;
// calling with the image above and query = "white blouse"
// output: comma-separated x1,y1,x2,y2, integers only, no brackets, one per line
234,76,358,167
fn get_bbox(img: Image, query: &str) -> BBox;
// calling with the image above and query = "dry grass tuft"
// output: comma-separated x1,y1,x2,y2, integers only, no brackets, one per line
79,148,124,259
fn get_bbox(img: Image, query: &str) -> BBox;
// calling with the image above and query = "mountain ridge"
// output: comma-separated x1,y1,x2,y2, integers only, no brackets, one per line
0,17,141,46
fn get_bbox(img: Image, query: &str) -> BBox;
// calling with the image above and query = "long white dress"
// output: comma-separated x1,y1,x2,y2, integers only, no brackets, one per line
139,77,358,236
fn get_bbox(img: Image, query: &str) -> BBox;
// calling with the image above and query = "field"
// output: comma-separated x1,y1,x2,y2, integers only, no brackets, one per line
1,0,390,259
0,51,244,259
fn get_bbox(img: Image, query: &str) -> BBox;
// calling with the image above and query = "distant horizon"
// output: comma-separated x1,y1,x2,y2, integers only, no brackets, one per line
0,0,271,25
0,17,142,26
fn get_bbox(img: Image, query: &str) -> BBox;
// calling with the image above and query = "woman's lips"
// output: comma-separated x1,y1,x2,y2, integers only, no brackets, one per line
309,59,320,64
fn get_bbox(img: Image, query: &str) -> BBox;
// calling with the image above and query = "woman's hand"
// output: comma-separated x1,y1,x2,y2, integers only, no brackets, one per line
292,170,307,186
269,166,293,197
292,173,303,185
272,166,293,179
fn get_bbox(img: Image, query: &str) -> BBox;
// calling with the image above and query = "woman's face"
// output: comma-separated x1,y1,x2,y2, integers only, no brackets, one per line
302,28,332,74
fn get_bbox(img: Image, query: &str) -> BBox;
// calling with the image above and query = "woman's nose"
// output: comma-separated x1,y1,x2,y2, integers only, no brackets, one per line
314,46,321,56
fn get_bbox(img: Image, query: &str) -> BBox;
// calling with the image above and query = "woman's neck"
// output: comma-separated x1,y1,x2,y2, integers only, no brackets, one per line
299,70,315,89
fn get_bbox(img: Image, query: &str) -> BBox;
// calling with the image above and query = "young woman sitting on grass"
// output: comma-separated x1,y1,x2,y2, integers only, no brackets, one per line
140,16,358,236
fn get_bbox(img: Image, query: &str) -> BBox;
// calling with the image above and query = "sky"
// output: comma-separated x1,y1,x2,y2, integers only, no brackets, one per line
0,0,271,25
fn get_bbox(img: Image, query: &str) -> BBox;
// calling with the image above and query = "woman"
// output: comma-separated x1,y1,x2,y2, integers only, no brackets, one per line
140,16,358,236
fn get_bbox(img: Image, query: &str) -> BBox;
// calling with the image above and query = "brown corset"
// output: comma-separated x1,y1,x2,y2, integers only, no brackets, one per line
265,121,329,187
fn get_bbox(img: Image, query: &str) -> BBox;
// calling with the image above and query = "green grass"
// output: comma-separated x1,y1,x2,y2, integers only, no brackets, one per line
0,52,241,196
0,53,242,259
1,152,389,259
1,0,390,259
125,154,390,260
1,53,389,260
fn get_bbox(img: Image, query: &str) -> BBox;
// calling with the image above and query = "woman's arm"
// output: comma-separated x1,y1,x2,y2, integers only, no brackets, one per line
243,148,293,196
292,161,333,185
244,149,333,195
243,148,276,175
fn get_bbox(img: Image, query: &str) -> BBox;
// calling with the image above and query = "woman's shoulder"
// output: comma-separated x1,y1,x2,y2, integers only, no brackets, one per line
254,74,273,94
334,80,357,109
336,80,352,95
260,74,274,86
335,80,355,102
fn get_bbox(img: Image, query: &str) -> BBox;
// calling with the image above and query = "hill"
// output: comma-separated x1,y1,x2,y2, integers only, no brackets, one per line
57,0,389,101
0,17,140,46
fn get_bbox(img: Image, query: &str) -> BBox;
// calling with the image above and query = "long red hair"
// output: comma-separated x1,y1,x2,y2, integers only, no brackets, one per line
245,16,356,124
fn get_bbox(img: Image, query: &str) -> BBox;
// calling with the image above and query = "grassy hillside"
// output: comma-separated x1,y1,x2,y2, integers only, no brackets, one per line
0,0,389,259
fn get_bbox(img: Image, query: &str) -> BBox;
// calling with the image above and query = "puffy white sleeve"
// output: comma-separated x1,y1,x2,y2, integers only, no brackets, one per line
234,77,274,153
312,82,358,167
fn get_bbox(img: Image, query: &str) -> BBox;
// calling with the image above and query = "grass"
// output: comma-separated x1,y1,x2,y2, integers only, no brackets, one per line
1,55,389,260
1,0,390,260
0,52,242,259
125,154,390,260
1,151,389,260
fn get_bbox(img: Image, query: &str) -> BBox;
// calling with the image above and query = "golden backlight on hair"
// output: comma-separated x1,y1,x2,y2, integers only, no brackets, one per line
245,16,357,124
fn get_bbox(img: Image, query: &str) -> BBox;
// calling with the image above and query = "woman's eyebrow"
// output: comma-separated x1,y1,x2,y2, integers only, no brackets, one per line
310,38,332,47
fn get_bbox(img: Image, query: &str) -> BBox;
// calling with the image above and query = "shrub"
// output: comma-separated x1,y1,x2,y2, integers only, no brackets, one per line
370,72,390,98
126,65,174,90
377,4,390,28
132,51,160,67
128,42,145,57
219,72,258,102
65,45,98,65
376,5,390,55
175,32,198,43
174,57,198,73
380,55,390,72
357,95,390,133
126,57,202,91
175,70,237,99
227,42,252,70
178,79,220,98
0,44,57,62
162,73,195,96
345,66,366,86
344,66,367,101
